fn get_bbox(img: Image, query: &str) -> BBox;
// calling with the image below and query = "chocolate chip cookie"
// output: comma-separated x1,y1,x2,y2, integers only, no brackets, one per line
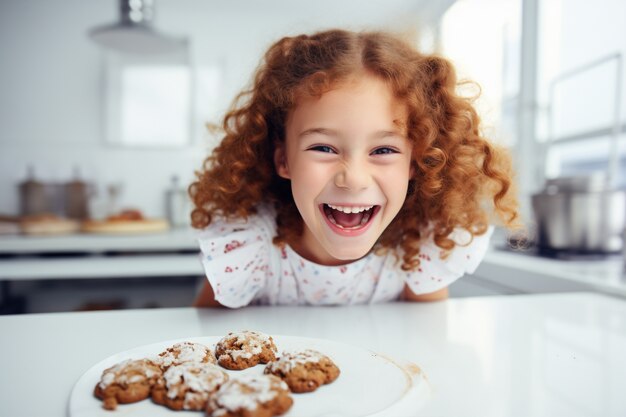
264,349,340,393
151,362,228,411
94,358,162,410
206,374,293,417
156,341,216,370
215,331,277,370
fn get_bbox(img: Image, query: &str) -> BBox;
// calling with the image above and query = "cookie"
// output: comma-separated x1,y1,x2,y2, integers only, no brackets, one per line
156,341,216,370
215,331,277,370
264,349,340,393
151,362,229,411
93,358,162,410
206,374,293,417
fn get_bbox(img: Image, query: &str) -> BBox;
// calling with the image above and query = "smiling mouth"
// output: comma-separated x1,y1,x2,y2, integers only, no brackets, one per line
321,204,380,230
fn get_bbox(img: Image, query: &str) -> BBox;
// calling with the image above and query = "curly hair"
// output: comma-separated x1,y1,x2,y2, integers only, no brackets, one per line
189,29,520,271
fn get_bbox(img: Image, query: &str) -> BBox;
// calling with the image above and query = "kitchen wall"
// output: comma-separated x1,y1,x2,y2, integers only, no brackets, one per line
0,0,443,218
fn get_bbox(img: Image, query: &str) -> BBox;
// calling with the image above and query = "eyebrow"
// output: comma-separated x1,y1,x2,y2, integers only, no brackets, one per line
298,127,405,140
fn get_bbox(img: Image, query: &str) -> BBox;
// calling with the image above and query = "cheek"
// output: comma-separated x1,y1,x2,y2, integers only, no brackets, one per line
290,159,332,189
289,160,331,209
380,165,411,205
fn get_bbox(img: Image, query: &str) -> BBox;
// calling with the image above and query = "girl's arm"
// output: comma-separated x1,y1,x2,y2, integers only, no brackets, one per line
402,284,449,302
192,280,223,308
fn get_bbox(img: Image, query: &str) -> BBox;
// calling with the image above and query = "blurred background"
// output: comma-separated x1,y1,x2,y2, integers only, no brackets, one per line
1,0,624,314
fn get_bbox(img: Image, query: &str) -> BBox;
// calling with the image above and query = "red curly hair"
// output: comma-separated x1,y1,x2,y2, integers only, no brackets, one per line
189,29,520,271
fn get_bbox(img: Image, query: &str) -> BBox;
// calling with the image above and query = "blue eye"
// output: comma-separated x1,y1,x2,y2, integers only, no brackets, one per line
309,145,336,153
372,147,398,155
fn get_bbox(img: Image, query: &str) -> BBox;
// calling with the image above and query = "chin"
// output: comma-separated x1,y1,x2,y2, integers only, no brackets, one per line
324,243,374,262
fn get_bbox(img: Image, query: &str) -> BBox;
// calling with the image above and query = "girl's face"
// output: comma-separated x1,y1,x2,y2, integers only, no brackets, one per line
275,74,413,265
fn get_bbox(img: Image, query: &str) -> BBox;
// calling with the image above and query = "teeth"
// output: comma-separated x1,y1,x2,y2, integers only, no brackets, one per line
325,206,375,230
327,204,374,214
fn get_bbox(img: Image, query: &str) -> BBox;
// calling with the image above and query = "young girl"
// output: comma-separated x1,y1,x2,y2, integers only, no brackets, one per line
190,29,519,308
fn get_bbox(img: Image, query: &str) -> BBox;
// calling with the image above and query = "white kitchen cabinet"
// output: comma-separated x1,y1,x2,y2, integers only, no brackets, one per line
0,230,204,314
21,277,200,314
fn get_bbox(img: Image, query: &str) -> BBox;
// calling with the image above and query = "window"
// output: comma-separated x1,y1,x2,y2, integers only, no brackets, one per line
102,48,223,148
440,0,523,148
536,0,626,187
104,49,192,147
440,0,625,190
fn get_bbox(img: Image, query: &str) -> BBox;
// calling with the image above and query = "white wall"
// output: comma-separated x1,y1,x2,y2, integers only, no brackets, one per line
0,0,426,217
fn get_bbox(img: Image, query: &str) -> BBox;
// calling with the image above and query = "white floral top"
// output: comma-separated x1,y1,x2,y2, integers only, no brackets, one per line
197,205,492,308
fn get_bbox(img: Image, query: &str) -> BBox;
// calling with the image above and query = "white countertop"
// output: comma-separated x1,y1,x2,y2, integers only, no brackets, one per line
478,248,626,298
1,292,625,417
0,230,202,280
0,229,198,253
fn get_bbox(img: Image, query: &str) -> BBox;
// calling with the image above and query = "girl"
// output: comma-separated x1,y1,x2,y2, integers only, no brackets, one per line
190,29,519,308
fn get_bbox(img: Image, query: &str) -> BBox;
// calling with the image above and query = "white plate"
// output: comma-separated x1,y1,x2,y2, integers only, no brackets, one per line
69,335,430,417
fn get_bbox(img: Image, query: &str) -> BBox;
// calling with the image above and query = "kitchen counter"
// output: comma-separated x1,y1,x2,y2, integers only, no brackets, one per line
0,229,198,253
0,230,201,280
476,248,626,298
1,292,625,417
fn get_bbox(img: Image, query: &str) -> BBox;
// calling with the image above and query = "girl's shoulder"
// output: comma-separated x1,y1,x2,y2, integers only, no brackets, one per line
195,204,279,308
402,224,494,266
397,225,494,295
195,204,278,274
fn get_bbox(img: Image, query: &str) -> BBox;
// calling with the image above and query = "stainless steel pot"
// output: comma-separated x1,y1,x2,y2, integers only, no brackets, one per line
531,175,626,253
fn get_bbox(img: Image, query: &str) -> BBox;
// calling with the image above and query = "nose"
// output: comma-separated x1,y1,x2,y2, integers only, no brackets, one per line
334,159,371,191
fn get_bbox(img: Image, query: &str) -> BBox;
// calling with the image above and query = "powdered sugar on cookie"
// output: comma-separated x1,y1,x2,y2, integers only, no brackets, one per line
98,359,160,389
94,358,162,410
265,349,324,373
223,333,263,360
217,375,281,409
163,363,228,401
157,342,216,369
215,331,278,370
207,374,292,417
152,362,229,410
264,349,340,393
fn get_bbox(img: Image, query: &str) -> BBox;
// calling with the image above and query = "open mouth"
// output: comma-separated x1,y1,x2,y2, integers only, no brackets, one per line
321,203,381,231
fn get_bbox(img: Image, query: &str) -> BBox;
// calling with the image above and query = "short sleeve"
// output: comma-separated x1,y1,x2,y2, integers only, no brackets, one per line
403,226,494,295
196,207,276,308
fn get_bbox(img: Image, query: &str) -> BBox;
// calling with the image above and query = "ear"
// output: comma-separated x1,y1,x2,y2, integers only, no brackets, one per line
274,144,291,179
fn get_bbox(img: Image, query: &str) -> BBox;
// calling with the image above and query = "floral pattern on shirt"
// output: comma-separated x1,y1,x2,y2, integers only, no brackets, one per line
197,205,492,308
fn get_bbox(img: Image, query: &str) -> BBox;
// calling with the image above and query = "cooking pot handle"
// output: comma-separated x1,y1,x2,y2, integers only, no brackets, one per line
545,52,623,188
